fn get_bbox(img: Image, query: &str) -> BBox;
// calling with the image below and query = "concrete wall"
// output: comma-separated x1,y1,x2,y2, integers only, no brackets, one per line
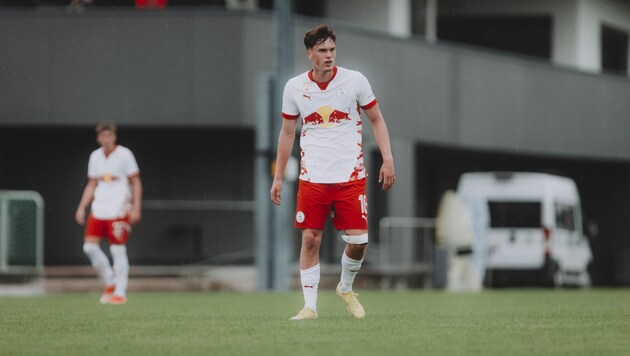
437,0,630,73
324,0,412,37
578,0,630,72
0,10,245,126
2,10,629,161
438,0,581,67
325,0,391,35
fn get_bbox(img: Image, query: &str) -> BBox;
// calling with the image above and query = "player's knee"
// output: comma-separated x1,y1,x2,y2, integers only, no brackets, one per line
302,238,320,252
109,244,127,258
82,242,99,255
302,231,321,249
341,233,368,245
110,244,128,267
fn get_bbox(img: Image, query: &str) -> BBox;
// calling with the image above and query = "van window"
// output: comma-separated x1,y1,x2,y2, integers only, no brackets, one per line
488,201,541,228
555,203,576,231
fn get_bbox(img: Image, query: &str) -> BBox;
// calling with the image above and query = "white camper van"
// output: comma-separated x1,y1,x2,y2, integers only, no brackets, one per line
456,172,593,287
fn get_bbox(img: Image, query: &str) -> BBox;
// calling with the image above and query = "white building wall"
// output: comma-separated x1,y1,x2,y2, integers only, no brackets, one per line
551,1,580,70
578,0,630,73
575,0,600,72
388,0,412,37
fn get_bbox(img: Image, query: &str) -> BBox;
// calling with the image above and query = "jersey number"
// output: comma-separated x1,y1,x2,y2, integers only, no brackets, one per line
358,194,368,215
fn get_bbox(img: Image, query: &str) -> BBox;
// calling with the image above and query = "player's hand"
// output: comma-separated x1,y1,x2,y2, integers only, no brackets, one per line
379,160,396,191
270,179,283,206
75,209,85,225
129,209,142,225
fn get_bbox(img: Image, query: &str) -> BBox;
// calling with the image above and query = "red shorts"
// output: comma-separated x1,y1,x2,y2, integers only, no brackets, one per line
295,179,368,230
85,214,131,245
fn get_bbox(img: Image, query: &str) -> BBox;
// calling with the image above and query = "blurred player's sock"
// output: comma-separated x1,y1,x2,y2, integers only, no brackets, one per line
83,242,115,286
300,264,320,312
110,244,129,298
99,284,116,304
289,307,317,320
338,253,363,293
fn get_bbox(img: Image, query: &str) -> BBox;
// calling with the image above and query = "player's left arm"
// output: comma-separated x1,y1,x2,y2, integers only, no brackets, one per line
364,103,396,191
129,173,142,225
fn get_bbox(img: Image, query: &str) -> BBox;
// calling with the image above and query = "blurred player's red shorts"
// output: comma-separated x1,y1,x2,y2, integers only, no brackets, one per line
85,214,131,245
135,0,167,8
295,178,368,230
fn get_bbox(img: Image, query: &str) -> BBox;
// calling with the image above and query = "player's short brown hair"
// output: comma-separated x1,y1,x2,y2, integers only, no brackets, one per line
304,24,336,49
95,121,117,135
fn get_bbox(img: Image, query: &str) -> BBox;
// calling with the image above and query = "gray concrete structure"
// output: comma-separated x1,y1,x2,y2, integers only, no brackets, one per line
1,9,629,285
2,11,629,157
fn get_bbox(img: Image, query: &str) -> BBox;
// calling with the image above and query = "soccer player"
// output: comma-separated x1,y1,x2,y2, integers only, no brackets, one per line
270,24,396,320
75,122,142,305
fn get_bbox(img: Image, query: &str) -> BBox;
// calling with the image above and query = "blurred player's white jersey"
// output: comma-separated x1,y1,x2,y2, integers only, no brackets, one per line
282,66,377,183
88,145,139,219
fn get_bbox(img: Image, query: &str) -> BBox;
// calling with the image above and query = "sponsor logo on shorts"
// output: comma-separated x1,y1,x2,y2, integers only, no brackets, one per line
296,211,305,223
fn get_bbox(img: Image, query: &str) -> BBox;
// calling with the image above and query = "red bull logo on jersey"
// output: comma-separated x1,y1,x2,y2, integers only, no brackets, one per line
100,173,120,183
303,105,351,128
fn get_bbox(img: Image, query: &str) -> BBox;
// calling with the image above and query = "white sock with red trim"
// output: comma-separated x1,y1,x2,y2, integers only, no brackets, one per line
110,245,129,297
83,242,115,286
300,264,320,312
338,253,363,293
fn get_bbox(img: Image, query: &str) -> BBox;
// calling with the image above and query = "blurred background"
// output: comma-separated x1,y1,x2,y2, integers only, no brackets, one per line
1,0,629,293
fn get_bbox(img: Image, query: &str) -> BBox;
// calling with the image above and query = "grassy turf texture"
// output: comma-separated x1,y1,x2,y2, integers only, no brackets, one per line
1,289,629,355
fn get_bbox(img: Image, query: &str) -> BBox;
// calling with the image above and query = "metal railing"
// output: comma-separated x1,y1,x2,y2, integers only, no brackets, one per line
143,199,254,212
368,217,436,288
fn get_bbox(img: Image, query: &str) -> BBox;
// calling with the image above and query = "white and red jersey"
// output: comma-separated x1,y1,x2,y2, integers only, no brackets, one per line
87,145,139,220
282,66,377,183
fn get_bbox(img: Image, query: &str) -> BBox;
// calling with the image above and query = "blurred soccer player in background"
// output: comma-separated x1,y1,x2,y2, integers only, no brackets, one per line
75,122,142,305
271,24,396,320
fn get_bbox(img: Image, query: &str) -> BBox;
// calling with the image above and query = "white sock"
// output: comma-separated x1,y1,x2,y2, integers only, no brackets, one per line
83,242,115,286
300,264,320,312
338,253,363,293
110,245,129,297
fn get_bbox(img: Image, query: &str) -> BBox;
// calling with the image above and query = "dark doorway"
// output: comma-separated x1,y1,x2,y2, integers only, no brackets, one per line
601,24,629,74
438,15,552,60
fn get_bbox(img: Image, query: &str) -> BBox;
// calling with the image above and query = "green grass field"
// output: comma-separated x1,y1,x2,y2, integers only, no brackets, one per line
1,289,629,355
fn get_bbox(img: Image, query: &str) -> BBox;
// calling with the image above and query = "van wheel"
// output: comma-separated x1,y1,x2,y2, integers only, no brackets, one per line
579,271,592,288
553,269,563,288
579,262,593,288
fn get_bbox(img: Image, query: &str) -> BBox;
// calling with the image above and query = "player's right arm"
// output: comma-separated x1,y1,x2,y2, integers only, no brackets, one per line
270,118,298,206
75,178,97,225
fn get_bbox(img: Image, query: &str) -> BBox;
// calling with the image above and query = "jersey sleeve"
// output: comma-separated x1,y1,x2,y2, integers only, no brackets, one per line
125,150,140,177
281,80,300,120
87,152,97,179
355,72,377,109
